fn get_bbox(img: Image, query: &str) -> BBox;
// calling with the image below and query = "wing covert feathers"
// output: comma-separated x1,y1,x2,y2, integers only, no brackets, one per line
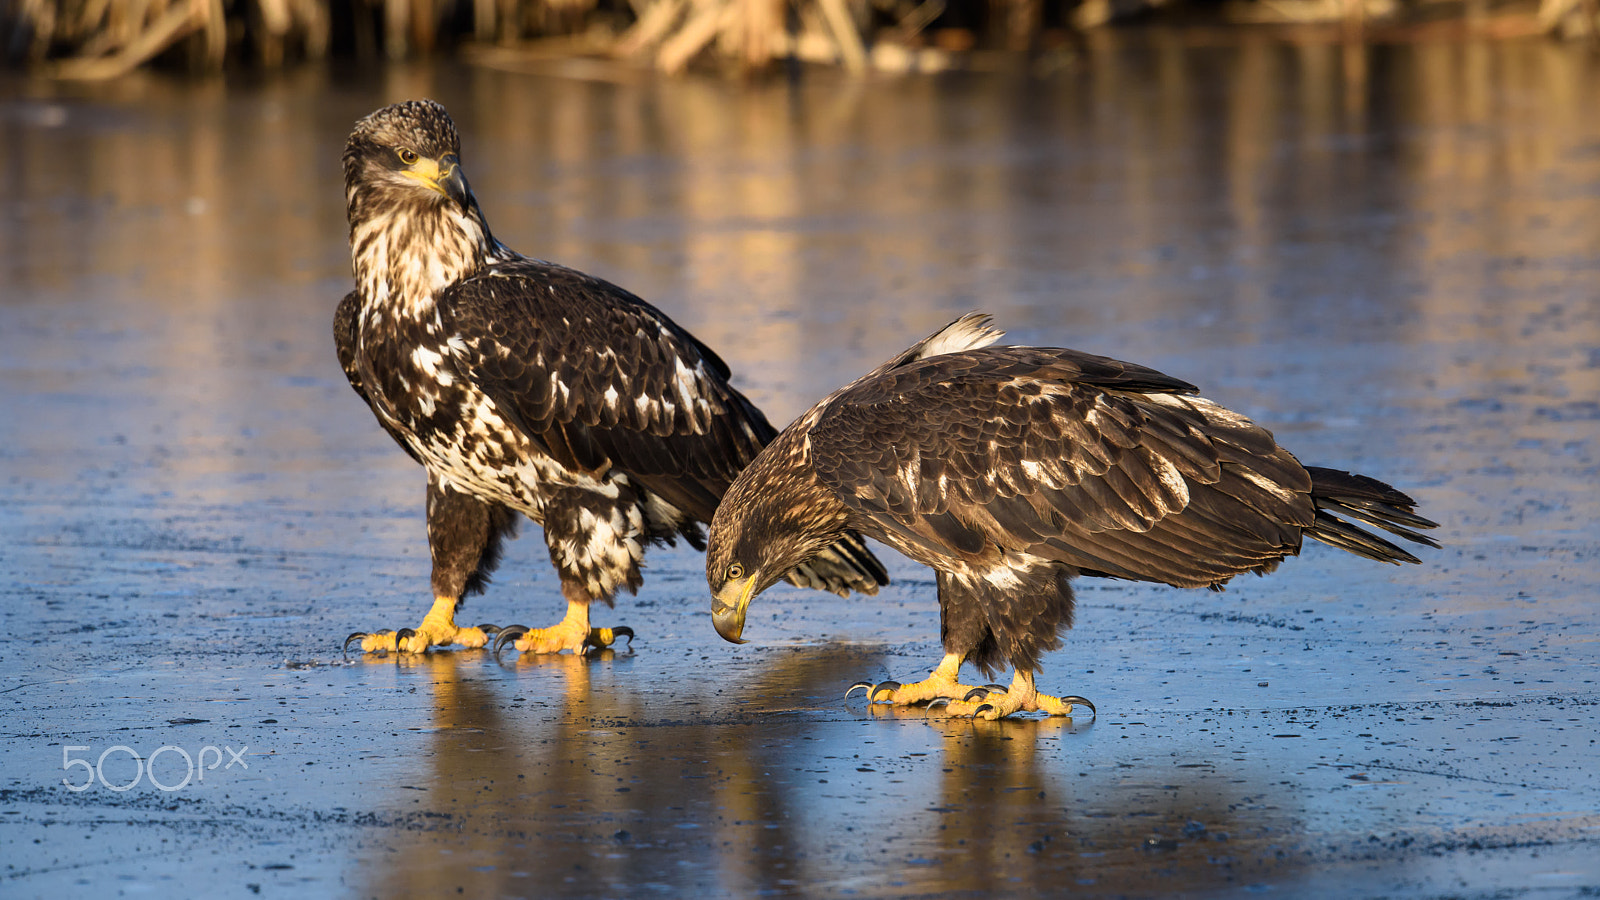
334,290,423,465
438,260,775,522
805,343,1436,589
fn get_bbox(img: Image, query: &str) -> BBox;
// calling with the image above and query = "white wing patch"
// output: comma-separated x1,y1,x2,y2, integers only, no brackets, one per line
1238,466,1299,503
980,553,1044,592
1146,450,1191,508
672,355,713,426
1019,459,1045,484
899,454,920,491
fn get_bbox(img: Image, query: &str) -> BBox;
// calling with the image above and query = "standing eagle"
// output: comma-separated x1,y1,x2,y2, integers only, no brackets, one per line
707,314,1438,718
335,100,886,656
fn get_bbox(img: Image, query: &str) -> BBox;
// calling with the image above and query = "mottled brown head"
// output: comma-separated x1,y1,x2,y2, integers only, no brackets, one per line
343,100,497,308
707,430,850,643
343,100,474,219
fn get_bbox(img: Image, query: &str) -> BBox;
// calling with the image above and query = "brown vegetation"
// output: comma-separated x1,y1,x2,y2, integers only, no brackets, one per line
7,0,1596,80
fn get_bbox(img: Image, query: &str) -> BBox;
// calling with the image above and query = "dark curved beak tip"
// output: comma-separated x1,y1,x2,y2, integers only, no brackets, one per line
439,161,471,210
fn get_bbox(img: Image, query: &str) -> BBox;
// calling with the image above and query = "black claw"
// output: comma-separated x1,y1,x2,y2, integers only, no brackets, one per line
493,625,529,658
1063,695,1097,716
612,626,634,649
972,703,995,718
927,697,952,708
342,632,368,656
394,627,417,653
478,624,501,638
870,680,902,701
984,683,1009,694
962,687,990,702
844,681,874,699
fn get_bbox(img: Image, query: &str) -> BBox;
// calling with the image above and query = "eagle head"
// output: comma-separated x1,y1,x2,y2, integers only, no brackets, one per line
343,100,476,217
706,439,849,644
343,100,497,304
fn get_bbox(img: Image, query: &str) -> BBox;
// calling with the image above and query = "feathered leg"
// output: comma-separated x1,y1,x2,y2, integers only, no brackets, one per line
346,476,517,654
491,488,636,656
931,567,1093,719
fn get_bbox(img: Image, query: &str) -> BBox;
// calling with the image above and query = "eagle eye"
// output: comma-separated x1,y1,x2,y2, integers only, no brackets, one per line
396,148,420,165
727,563,744,581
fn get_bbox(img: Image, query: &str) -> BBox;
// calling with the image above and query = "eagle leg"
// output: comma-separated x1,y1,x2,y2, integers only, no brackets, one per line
346,480,517,654
940,670,1096,720
846,654,993,708
350,596,500,653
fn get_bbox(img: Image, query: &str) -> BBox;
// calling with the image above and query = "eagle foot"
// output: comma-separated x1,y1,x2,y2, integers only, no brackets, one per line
847,675,993,708
343,599,500,655
345,623,498,655
943,689,1096,720
491,622,634,658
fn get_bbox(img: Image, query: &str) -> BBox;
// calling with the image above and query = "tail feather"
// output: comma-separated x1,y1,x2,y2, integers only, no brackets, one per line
1304,466,1440,565
785,531,890,597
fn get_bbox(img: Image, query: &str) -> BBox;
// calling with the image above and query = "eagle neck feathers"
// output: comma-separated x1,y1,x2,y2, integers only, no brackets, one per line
347,184,499,323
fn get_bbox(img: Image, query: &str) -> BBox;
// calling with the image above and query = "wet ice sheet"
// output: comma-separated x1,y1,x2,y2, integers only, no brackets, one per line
4,647,1597,897
4,34,1600,899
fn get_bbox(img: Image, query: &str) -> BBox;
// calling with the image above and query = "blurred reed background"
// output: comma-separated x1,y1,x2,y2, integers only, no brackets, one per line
6,0,1596,80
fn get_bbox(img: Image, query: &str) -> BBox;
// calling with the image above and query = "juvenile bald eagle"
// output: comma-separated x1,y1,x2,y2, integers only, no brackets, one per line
707,314,1438,718
336,100,886,656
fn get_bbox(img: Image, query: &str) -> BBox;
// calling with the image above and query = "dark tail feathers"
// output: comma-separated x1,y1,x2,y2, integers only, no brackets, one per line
1304,467,1440,565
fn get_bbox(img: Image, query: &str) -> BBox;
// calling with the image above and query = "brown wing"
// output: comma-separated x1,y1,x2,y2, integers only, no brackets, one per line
437,260,774,523
439,260,887,593
334,290,423,465
806,346,1316,588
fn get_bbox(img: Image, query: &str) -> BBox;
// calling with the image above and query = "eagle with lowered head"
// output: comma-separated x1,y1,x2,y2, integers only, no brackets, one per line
707,314,1438,719
336,100,886,656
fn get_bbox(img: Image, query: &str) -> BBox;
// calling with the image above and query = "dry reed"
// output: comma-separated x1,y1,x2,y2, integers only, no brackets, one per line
9,0,1597,80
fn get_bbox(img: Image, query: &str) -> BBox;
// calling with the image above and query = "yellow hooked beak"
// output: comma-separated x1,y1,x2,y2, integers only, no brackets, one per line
401,153,470,208
711,576,757,644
